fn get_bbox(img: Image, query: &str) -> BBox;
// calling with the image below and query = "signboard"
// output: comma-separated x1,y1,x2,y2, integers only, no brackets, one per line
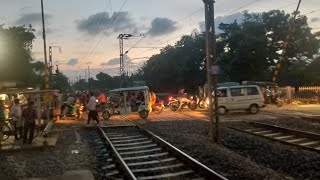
42,92,53,102
209,65,221,75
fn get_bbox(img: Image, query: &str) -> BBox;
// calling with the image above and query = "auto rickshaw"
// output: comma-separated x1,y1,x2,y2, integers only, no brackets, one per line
102,86,150,120
0,88,61,136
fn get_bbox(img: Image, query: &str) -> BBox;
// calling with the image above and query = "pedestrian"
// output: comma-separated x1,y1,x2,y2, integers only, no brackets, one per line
10,99,22,140
22,100,37,144
149,91,156,113
0,100,6,146
86,91,99,124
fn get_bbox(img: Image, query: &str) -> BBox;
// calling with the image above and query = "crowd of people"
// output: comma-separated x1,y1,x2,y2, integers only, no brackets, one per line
0,98,37,146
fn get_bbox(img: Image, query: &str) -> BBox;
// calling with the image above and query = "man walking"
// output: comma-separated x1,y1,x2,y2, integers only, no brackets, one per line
86,92,99,124
22,100,37,144
0,100,6,145
10,99,22,140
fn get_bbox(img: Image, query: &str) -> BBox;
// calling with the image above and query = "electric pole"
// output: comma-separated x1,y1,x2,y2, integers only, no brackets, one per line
84,69,87,83
203,0,219,143
118,34,132,87
272,0,302,82
41,0,49,89
88,66,91,90
49,45,61,86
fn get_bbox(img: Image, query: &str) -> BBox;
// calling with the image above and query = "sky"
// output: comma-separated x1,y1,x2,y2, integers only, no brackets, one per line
0,0,320,83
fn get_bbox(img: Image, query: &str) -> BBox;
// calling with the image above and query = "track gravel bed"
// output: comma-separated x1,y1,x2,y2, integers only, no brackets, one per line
0,124,97,180
225,121,320,179
142,120,292,180
255,117,320,134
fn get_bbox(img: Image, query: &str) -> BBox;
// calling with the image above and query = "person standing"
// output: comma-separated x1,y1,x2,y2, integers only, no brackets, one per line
177,88,189,110
0,100,6,145
149,91,156,113
10,99,22,140
22,100,37,144
86,92,99,124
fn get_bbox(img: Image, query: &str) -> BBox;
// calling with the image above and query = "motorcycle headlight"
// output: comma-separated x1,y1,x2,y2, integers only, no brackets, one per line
206,99,209,105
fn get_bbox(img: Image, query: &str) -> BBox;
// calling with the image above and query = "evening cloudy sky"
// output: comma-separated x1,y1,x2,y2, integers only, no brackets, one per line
1,0,320,82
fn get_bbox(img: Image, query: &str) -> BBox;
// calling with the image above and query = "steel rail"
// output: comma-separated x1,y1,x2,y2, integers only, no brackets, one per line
120,115,228,180
228,121,320,153
96,123,137,180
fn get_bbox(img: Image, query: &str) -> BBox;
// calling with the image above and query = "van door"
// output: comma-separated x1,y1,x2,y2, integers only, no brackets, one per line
229,87,247,110
246,86,263,107
216,88,229,108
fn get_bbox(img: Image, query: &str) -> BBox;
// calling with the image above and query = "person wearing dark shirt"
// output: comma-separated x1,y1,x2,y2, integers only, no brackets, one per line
22,100,37,144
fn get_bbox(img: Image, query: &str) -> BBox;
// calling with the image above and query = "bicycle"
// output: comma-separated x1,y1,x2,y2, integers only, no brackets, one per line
1,121,12,141
0,119,40,142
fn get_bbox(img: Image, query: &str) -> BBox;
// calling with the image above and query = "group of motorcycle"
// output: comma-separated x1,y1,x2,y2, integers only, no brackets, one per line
60,99,166,120
168,94,207,111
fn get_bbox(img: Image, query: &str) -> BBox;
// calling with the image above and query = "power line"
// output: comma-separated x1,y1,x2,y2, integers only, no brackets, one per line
276,2,298,10
124,7,204,55
224,0,261,16
130,0,306,60
80,0,111,63
83,0,128,63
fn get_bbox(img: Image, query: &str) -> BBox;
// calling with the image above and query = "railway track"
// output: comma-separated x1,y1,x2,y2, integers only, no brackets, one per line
229,121,320,153
95,115,227,180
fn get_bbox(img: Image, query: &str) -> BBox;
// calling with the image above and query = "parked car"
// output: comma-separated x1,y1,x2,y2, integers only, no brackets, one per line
211,85,265,115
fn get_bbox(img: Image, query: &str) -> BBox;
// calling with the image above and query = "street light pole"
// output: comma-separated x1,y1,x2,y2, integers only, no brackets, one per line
203,0,219,143
41,0,49,89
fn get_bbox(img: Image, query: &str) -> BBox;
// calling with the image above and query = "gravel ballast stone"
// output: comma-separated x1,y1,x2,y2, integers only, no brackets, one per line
0,125,98,180
142,120,293,180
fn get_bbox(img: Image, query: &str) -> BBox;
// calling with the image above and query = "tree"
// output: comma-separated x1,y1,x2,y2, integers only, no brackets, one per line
130,10,320,91
217,10,320,85
0,25,37,85
138,33,206,93
51,72,72,93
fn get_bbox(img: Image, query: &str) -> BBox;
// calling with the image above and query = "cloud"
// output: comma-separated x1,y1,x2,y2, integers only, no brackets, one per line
310,17,320,23
15,12,52,26
101,55,130,66
67,58,79,66
76,11,137,35
199,12,244,33
148,17,177,36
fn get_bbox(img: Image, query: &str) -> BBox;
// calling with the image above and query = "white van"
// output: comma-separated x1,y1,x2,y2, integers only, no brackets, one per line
213,85,265,115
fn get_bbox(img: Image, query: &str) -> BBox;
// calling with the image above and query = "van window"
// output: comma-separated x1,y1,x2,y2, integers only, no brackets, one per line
230,88,245,96
218,89,228,97
247,87,259,95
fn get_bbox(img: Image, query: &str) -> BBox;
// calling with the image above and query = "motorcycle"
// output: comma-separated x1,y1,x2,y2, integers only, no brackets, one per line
152,100,165,114
266,89,283,107
195,96,207,109
168,95,197,111
60,102,80,118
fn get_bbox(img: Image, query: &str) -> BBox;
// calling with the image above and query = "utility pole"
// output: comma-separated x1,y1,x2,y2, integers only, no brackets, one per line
41,0,49,89
49,46,61,86
88,66,91,90
203,0,219,143
272,0,302,82
84,69,87,83
118,34,132,87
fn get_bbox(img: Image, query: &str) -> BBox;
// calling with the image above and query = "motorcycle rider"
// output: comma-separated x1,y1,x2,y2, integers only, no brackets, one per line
177,88,189,110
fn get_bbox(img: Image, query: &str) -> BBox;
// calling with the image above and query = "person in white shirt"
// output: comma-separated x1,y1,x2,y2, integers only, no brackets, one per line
10,99,22,140
86,92,99,124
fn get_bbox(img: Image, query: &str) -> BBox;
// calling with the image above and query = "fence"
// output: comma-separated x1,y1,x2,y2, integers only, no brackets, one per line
280,86,320,104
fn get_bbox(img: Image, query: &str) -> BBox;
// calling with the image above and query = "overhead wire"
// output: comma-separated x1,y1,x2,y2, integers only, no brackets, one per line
124,7,204,55
224,0,261,16
130,0,300,60
80,0,111,64
82,0,128,64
